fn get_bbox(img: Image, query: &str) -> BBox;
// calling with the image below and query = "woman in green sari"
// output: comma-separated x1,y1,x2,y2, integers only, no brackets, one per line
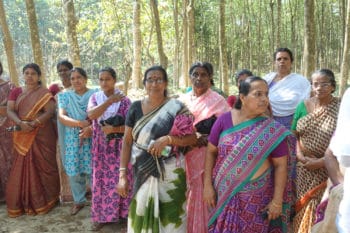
117,66,196,233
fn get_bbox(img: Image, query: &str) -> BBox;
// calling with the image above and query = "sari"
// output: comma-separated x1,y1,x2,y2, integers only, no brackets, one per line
6,87,59,217
208,117,295,233
293,98,340,233
0,81,15,201
128,98,194,233
179,89,230,233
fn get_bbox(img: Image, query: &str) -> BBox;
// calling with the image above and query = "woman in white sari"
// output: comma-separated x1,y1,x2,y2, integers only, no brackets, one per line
117,66,196,233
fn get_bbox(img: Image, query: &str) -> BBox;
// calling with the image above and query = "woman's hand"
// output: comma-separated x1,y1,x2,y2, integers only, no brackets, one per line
101,125,114,135
107,92,124,105
79,119,91,128
19,121,34,132
116,173,129,198
303,157,324,170
203,183,217,209
79,126,92,139
265,200,283,220
196,133,208,147
147,136,169,157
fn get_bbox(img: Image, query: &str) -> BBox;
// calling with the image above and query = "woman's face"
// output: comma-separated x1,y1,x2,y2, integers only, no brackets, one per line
57,65,71,88
70,71,87,92
311,73,335,99
145,70,167,96
190,67,211,96
274,51,292,75
240,80,269,116
99,71,116,93
24,67,40,87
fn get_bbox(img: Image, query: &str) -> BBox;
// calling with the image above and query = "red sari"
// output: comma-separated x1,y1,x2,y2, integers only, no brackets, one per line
6,87,59,217
0,81,15,201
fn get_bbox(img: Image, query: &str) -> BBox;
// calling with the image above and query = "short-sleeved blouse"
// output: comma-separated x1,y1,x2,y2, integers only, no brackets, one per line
291,101,308,130
208,111,288,158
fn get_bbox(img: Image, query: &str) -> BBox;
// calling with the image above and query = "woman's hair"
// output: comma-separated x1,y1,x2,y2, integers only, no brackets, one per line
143,65,168,97
312,68,337,93
71,67,88,79
56,60,73,71
235,69,253,81
23,63,42,85
0,61,3,76
23,63,41,76
189,61,213,77
273,47,294,62
99,67,117,80
234,76,267,110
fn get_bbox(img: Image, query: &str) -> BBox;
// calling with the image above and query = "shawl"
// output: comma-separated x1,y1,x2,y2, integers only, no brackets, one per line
263,72,311,116
94,89,121,121
179,88,230,125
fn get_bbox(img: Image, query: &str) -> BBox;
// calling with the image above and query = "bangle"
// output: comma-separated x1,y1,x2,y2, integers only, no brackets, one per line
35,118,42,125
167,135,173,145
119,167,127,172
271,200,282,208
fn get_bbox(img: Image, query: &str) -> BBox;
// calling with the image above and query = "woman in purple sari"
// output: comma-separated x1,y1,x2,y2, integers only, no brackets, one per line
203,76,296,232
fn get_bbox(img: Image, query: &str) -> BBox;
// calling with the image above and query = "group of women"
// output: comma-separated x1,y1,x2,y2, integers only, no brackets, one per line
0,48,345,233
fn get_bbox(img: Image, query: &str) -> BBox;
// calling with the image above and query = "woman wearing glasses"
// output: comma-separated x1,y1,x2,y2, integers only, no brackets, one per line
291,69,340,233
117,66,197,233
179,62,230,233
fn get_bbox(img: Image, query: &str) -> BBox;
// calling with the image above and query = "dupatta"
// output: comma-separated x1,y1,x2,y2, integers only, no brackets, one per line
13,87,52,156
209,117,295,229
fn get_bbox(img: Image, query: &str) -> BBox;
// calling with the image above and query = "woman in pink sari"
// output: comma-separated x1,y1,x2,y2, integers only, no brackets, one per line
179,62,230,233
0,61,15,202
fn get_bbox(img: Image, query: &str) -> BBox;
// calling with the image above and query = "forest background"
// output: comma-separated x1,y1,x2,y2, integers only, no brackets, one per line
1,0,350,97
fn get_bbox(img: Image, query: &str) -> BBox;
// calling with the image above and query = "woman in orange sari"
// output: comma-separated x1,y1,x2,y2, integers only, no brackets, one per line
6,63,59,217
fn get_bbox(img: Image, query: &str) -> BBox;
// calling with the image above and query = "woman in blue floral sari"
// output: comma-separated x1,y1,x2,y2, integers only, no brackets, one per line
203,76,296,233
117,66,197,233
58,67,96,215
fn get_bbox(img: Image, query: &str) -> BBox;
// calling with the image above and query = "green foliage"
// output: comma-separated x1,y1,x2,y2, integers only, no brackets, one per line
0,0,348,89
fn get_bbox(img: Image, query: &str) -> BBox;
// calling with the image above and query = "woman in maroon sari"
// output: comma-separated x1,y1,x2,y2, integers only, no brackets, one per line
0,61,15,202
6,63,59,217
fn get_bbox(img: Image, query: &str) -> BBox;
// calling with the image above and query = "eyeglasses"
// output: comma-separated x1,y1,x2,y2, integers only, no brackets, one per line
146,78,165,84
312,82,332,88
191,72,209,79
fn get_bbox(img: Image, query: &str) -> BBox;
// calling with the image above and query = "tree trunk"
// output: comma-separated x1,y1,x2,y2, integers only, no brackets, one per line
25,0,46,87
276,0,281,48
0,0,18,85
150,0,168,69
132,0,142,88
340,0,350,96
172,0,180,89
62,0,81,67
181,0,189,88
302,0,316,80
188,0,195,65
219,0,228,95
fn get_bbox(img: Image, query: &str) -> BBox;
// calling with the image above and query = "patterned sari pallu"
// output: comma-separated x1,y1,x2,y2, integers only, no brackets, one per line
209,117,295,233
